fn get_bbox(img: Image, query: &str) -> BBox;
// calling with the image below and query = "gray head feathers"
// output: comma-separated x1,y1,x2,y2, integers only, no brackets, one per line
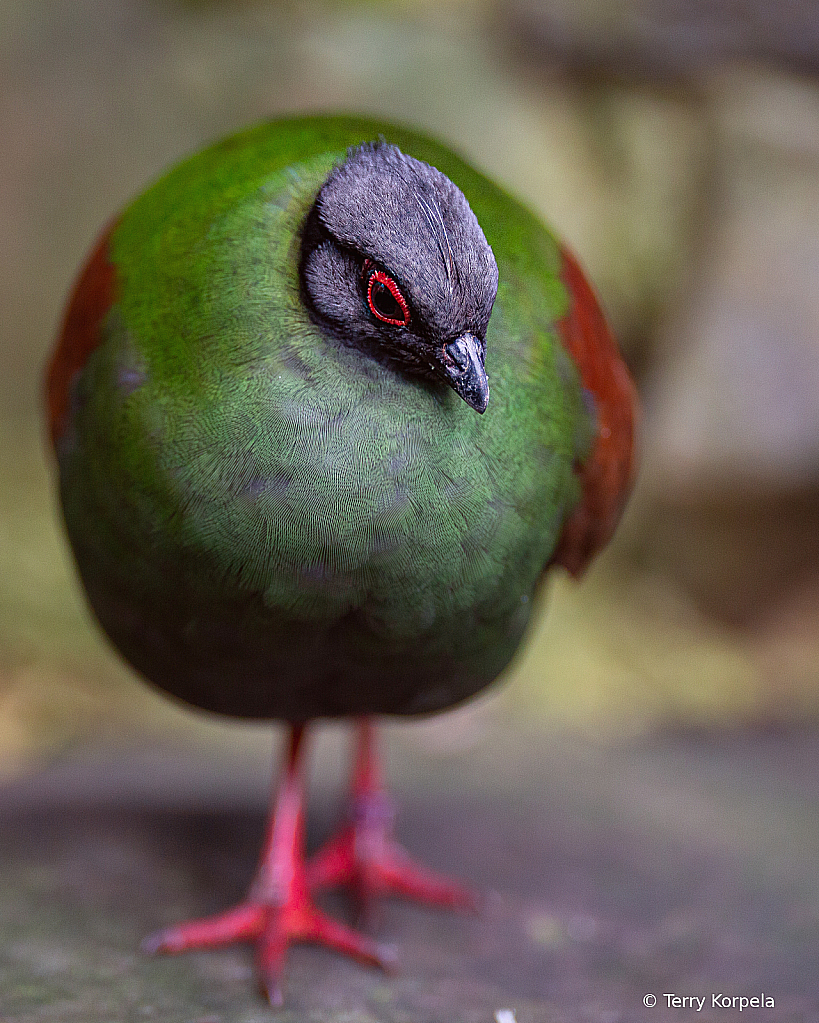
315,142,496,337
299,140,498,403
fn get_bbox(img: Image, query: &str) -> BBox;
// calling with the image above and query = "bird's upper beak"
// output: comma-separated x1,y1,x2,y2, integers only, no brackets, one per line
440,332,489,414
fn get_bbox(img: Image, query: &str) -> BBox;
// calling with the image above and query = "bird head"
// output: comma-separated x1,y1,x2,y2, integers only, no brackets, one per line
299,141,498,414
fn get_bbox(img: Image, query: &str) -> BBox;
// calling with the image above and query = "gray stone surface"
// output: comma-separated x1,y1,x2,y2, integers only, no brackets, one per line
1,724,818,1021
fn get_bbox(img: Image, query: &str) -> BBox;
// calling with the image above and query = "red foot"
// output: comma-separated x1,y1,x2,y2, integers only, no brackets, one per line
141,725,392,1006
307,719,477,925
141,888,389,1005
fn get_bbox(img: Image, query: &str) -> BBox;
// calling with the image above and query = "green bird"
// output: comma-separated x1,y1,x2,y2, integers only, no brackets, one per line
46,115,636,1004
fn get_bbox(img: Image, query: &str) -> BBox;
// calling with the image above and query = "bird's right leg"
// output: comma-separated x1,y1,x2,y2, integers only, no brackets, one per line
142,722,391,1006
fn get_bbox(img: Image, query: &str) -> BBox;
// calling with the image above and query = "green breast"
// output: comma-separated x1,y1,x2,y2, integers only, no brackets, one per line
58,116,590,719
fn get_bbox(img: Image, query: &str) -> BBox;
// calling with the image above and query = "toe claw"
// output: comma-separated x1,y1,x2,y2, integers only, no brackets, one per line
376,941,400,972
261,976,285,1008
139,930,167,956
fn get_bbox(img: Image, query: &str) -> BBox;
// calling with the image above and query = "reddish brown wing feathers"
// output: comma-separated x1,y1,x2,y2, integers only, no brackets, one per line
551,246,637,577
46,224,118,447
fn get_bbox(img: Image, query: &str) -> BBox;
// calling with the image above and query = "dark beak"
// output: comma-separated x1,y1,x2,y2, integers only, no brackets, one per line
441,332,489,414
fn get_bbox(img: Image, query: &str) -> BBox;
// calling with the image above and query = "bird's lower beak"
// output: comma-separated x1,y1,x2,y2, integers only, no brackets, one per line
441,333,489,414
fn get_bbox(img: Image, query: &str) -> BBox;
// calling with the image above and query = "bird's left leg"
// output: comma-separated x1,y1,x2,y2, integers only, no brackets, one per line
306,717,477,926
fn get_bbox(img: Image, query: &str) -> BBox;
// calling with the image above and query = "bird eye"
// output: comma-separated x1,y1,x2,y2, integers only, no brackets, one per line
363,260,410,327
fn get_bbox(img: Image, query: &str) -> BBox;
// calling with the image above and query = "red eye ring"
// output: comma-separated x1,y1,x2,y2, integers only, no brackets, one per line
363,260,411,327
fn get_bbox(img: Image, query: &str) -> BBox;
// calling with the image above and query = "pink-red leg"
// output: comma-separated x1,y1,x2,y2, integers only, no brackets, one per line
141,723,390,1006
307,718,477,926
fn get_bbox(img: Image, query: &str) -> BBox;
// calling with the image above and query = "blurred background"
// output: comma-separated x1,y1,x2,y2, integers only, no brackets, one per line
2,0,819,772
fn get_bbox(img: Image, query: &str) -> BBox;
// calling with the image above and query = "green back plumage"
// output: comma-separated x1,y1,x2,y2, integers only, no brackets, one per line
59,116,592,718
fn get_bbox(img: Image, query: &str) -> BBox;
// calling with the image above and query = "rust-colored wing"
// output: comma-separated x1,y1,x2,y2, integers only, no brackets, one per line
551,246,637,577
46,224,118,447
